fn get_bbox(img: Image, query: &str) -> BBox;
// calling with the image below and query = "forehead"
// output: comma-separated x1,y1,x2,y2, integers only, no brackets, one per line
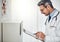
40,5,45,9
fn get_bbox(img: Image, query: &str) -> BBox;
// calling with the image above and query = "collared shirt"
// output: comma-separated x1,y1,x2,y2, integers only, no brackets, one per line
48,9,57,21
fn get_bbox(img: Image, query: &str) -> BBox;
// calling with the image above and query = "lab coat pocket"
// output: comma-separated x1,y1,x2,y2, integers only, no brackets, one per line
50,19,57,28
50,20,56,29
49,25,56,36
50,26,56,28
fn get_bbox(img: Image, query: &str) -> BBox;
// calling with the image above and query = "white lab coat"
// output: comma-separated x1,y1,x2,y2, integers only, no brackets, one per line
44,9,60,42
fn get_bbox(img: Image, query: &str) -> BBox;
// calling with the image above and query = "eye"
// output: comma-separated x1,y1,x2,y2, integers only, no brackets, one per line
40,9,43,11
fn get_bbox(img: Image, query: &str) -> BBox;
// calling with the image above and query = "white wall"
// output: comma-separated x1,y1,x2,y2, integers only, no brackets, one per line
20,0,40,42
0,0,22,23
1,0,11,22
51,0,60,11
11,0,22,23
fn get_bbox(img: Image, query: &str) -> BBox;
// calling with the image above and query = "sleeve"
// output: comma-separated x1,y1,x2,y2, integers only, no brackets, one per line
45,35,60,42
44,20,60,42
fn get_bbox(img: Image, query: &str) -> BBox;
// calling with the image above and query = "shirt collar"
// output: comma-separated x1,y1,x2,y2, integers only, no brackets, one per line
49,9,57,17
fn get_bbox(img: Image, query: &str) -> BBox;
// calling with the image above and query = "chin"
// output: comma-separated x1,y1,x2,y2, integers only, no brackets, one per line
45,14,48,16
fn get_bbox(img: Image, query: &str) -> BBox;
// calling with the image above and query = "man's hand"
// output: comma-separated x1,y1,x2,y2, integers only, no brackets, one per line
35,32,45,40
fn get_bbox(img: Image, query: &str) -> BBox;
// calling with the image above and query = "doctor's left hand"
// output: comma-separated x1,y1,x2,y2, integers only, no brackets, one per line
35,32,45,40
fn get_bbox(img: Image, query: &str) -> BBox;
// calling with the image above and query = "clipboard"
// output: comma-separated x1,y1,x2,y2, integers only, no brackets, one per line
23,29,45,42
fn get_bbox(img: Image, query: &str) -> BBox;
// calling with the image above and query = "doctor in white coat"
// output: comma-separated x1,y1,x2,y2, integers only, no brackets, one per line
35,0,60,42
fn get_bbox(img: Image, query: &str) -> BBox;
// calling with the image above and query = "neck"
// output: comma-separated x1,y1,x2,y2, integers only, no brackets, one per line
49,8,54,14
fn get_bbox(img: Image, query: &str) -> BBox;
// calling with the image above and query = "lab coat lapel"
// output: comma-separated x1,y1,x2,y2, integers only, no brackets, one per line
47,10,59,25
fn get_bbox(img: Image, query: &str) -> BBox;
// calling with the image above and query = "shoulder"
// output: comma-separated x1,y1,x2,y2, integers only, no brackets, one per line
56,10,60,25
57,11,60,20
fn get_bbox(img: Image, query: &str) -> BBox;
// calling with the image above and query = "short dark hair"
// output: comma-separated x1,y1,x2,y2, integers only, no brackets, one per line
38,0,54,8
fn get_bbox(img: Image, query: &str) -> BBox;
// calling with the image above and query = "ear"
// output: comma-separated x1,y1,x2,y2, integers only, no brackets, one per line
46,5,50,10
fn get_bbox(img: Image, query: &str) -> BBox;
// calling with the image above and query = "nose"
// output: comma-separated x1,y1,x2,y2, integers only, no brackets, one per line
41,11,43,13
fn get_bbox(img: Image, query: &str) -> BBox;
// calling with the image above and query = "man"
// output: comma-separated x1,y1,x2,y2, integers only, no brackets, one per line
35,0,60,42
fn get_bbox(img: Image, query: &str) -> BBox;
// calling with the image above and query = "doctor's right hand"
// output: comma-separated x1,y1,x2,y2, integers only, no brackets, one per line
35,32,45,41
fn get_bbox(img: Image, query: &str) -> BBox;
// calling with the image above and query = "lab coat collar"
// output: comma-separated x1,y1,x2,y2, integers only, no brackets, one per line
51,9,59,19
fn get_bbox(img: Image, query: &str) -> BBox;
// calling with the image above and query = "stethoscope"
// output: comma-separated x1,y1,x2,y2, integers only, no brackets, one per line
45,11,60,25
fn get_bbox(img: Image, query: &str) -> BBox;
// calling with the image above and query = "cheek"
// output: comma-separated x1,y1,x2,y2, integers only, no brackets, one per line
43,9,49,14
